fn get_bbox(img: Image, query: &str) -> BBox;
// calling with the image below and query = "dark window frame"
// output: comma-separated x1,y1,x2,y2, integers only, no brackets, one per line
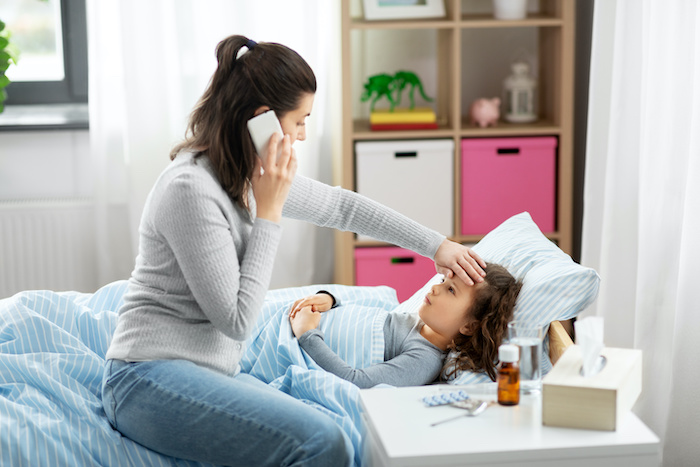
5,0,88,106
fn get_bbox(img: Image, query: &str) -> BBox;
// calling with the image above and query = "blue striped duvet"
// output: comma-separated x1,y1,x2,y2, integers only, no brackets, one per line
0,281,211,466
0,280,399,466
240,284,398,466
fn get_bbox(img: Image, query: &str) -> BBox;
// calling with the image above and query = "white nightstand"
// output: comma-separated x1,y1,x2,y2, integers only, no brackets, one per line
359,384,660,467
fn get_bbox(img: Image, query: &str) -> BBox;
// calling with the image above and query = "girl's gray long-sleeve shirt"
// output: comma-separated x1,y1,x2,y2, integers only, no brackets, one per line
298,312,446,388
105,151,445,376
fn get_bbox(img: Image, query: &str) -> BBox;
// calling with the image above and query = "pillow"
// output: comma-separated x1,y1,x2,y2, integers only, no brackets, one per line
394,211,600,384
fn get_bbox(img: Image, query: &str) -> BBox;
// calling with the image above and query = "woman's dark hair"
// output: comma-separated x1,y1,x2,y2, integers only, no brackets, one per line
442,263,522,382
170,35,317,209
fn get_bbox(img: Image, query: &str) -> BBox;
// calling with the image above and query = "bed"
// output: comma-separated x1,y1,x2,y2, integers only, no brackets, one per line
0,212,599,466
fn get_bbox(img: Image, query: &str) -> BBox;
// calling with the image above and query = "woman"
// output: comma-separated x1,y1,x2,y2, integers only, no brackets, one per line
290,263,522,388
101,35,486,466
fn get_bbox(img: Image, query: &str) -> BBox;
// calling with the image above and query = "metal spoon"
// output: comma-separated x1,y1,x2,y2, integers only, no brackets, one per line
430,400,489,427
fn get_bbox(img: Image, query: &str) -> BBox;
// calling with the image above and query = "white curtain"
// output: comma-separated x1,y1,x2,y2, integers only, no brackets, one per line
87,0,340,288
581,1,700,465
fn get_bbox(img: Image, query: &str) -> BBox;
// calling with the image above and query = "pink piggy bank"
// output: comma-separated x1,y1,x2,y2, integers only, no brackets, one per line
469,98,501,128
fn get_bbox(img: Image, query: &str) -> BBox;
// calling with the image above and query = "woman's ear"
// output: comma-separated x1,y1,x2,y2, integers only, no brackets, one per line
459,320,479,337
253,105,271,117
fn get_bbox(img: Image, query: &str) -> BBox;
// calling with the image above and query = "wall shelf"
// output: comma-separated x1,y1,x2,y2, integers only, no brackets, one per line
335,0,576,285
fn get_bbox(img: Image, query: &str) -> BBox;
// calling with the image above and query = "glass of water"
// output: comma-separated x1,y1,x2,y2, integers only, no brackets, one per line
507,321,545,394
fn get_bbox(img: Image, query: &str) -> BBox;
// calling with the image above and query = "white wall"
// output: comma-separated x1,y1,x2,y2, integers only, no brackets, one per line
0,130,92,200
0,129,106,296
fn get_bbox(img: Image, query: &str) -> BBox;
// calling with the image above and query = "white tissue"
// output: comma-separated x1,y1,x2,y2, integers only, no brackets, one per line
574,317,605,377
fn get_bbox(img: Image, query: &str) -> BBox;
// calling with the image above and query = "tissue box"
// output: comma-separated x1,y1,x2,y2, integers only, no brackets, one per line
542,345,642,431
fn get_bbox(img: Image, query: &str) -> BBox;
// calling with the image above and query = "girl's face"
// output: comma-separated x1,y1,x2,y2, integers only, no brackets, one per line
418,276,480,341
278,92,315,144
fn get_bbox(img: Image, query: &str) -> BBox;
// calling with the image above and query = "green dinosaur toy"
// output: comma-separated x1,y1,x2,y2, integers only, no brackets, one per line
360,73,397,112
393,70,434,109
360,71,433,112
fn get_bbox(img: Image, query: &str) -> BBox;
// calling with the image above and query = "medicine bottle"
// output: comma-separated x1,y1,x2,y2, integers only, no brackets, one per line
497,344,520,406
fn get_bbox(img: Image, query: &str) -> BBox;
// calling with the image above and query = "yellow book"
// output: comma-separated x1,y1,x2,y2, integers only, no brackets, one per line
370,107,436,124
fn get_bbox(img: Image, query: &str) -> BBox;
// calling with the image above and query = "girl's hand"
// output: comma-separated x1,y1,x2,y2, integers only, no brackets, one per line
289,293,334,318
434,239,487,286
251,134,297,223
290,306,322,338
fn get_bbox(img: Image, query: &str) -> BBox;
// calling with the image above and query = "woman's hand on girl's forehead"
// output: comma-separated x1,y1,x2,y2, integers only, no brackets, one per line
434,240,487,286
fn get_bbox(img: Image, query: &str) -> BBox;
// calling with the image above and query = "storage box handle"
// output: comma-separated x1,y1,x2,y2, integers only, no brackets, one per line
497,148,520,155
395,151,417,158
391,257,415,264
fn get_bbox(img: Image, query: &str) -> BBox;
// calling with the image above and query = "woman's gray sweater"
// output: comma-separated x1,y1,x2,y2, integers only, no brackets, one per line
105,151,444,375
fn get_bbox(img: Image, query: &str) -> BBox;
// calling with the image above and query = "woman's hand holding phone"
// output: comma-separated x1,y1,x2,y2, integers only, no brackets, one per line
248,110,284,161
252,132,297,223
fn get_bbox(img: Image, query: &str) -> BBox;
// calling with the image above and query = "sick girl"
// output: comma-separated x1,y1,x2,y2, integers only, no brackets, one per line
290,263,522,388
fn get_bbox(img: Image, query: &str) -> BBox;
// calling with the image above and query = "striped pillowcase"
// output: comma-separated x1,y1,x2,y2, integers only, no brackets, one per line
396,211,600,385
473,211,600,326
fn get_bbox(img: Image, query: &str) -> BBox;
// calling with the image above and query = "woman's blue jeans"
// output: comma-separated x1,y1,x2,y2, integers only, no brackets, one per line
102,359,350,466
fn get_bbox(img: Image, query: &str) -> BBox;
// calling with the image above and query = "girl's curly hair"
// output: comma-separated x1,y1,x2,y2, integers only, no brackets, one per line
441,263,522,382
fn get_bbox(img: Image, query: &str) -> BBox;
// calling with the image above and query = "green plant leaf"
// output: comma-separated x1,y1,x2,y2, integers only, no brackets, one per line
0,74,9,89
0,37,7,49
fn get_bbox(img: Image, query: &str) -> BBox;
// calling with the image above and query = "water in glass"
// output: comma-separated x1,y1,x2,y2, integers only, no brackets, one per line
510,336,542,393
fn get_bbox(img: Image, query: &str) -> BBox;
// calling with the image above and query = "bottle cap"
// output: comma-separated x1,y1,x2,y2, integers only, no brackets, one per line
499,344,519,363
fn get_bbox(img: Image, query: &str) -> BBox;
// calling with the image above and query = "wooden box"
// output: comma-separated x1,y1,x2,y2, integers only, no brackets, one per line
542,345,642,431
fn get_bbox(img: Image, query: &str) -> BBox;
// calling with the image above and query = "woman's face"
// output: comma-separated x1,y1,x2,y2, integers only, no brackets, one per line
278,92,315,144
418,276,480,340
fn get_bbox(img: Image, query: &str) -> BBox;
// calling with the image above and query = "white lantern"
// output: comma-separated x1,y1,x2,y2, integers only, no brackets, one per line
503,61,537,123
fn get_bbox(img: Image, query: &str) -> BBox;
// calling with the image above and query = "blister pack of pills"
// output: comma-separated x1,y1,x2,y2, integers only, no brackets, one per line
421,390,470,407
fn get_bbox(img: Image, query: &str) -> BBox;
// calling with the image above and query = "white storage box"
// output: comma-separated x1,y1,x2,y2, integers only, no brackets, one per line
355,139,454,240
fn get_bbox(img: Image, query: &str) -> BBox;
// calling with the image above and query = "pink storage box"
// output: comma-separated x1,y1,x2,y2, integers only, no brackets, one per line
461,137,557,235
355,247,436,302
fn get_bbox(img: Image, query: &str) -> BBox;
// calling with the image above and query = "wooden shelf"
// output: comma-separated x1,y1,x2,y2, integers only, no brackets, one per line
354,231,562,248
350,15,564,30
353,119,560,139
352,119,454,139
350,18,456,30
335,0,576,285
458,13,564,28
459,119,562,137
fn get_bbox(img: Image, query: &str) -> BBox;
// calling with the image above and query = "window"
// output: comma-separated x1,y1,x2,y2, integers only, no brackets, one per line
0,0,87,106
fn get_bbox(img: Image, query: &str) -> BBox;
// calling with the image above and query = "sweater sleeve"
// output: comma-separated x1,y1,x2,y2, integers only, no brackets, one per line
283,175,445,260
298,329,443,389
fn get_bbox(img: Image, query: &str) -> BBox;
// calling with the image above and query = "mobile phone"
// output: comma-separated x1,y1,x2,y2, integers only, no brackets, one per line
247,110,284,160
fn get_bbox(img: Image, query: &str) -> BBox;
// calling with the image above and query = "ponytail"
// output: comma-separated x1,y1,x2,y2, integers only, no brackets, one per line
170,34,316,209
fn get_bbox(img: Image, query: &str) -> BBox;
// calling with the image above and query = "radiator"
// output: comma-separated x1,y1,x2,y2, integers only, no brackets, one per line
0,198,98,299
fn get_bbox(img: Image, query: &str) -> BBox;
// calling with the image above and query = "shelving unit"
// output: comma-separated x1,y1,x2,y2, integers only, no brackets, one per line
334,0,576,285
